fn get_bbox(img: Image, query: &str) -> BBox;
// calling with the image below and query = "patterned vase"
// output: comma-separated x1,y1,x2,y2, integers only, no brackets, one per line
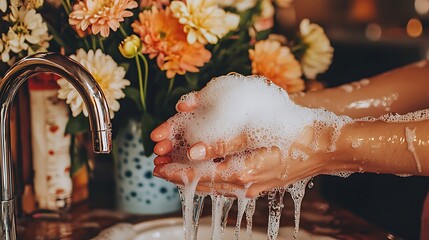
114,119,181,214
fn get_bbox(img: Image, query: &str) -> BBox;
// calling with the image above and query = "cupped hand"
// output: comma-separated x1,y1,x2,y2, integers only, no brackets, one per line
151,93,248,163
153,126,332,198
150,97,198,160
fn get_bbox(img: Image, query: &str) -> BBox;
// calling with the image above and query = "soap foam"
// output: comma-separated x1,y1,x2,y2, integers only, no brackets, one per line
168,74,429,239
405,127,422,173
167,74,355,240
168,74,353,179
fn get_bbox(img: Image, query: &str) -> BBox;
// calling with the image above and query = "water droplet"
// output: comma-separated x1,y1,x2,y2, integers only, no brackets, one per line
308,180,314,189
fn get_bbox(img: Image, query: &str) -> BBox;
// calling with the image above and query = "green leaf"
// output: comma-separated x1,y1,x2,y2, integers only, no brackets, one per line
65,113,90,134
123,86,143,111
46,22,70,52
255,28,272,41
140,113,160,157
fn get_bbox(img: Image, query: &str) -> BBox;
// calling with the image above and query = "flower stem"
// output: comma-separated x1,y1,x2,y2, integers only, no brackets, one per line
91,36,97,50
167,77,175,97
98,37,105,52
83,38,90,50
135,54,147,112
291,43,307,54
61,0,71,13
139,53,149,100
119,25,128,38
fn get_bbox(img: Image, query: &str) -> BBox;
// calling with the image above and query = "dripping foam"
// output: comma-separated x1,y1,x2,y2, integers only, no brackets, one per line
167,74,354,239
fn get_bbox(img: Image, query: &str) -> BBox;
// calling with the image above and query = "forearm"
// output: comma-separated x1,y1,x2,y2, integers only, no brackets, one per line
292,60,429,118
332,120,429,176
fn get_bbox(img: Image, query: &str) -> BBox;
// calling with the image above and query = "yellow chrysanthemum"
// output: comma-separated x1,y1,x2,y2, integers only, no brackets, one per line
170,0,240,44
217,0,257,11
249,39,304,93
299,19,333,79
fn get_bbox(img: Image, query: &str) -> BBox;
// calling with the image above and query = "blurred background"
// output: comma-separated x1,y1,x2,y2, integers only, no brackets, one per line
276,0,429,239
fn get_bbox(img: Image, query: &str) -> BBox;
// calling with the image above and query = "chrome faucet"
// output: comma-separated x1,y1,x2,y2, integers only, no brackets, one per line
0,52,112,239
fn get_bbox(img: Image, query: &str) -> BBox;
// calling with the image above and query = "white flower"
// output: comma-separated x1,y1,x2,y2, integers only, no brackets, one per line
24,0,44,9
299,19,333,79
217,0,257,12
253,0,275,32
0,5,51,64
0,39,5,61
0,36,8,63
0,0,7,12
57,49,131,119
170,0,240,44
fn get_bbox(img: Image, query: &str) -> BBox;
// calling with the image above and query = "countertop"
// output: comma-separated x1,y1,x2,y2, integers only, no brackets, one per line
17,186,398,240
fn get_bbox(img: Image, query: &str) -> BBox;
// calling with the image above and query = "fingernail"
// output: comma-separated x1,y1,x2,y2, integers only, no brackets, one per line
189,144,206,160
153,171,161,178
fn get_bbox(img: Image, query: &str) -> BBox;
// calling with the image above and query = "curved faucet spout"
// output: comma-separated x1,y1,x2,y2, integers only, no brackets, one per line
0,52,112,240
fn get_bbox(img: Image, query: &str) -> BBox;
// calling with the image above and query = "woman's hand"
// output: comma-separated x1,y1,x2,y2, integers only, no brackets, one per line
152,113,333,198
150,97,199,164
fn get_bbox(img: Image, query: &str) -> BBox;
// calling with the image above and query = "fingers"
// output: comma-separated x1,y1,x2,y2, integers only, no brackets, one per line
153,164,196,183
176,92,198,112
154,156,171,166
154,139,172,156
188,133,248,161
150,122,170,142
176,101,198,112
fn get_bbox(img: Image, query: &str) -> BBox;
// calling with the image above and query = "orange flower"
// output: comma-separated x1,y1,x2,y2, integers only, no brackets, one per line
132,6,211,78
249,39,304,93
162,41,211,78
140,0,171,8
132,6,185,58
69,0,138,37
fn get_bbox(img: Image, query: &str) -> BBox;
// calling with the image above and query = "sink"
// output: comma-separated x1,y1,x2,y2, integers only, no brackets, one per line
132,217,336,240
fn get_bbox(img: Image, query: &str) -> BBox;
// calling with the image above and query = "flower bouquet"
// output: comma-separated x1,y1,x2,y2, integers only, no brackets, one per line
0,0,334,157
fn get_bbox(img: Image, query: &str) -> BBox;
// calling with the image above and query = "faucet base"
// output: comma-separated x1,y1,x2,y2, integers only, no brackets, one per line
1,199,16,240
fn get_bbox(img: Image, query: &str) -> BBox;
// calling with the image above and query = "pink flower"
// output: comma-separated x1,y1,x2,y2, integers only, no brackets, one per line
69,0,138,37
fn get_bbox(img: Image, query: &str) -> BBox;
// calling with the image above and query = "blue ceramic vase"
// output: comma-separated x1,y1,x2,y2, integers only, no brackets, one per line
114,120,181,214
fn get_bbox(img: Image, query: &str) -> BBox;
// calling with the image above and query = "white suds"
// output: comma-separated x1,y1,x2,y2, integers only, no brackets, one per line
166,74,354,240
346,93,398,111
234,194,249,240
405,127,422,173
168,74,352,165
245,199,256,240
211,195,234,240
351,138,362,148
267,188,287,240
340,84,353,93
397,174,413,177
287,178,311,239
329,171,353,178
291,149,309,161
359,78,370,86
339,78,370,93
